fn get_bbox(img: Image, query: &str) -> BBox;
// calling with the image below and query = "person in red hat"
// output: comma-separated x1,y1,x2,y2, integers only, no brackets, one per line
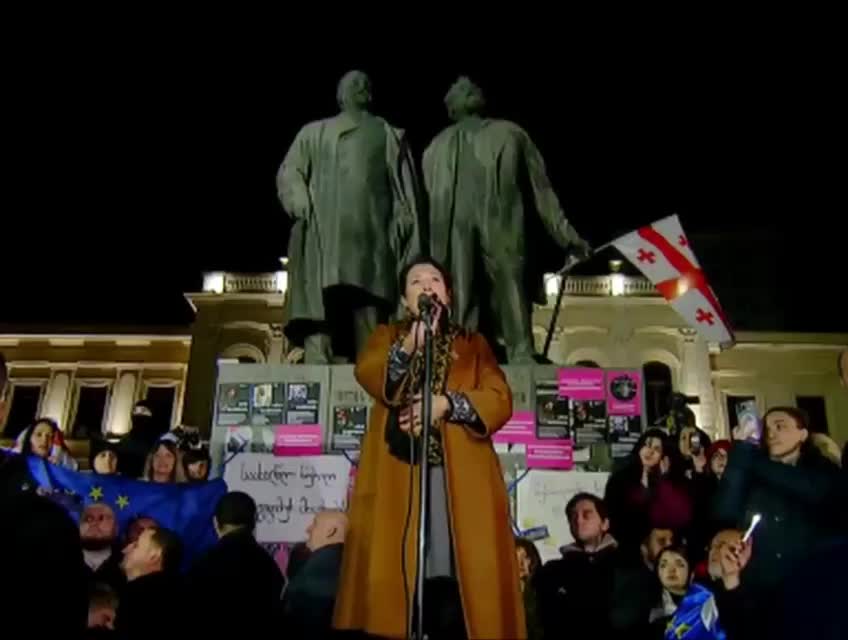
706,440,732,480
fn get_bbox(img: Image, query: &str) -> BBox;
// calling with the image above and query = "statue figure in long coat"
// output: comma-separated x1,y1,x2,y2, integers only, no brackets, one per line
423,77,590,363
277,71,421,363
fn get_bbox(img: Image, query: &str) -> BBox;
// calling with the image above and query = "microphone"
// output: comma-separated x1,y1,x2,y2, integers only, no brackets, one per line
417,293,438,315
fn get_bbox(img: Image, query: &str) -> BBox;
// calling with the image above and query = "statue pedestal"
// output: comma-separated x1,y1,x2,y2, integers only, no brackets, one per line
210,363,372,470
209,363,645,474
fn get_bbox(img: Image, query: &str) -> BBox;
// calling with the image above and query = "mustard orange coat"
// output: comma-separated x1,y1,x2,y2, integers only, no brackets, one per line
333,324,526,639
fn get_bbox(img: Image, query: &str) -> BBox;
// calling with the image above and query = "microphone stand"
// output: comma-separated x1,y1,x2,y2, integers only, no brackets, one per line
413,306,434,640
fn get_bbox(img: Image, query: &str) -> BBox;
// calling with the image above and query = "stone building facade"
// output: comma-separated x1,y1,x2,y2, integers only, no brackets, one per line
2,263,845,451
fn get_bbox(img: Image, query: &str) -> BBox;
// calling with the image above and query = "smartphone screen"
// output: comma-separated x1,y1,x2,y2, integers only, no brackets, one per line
734,400,762,443
690,433,702,455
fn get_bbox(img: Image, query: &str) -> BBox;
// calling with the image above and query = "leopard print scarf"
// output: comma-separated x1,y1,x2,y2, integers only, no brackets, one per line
384,318,462,465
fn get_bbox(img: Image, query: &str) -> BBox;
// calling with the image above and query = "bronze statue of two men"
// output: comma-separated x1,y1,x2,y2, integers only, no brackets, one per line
277,71,590,365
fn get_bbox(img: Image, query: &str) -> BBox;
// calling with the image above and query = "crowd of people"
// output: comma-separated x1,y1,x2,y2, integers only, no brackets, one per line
0,368,347,638
1,346,847,638
517,399,848,640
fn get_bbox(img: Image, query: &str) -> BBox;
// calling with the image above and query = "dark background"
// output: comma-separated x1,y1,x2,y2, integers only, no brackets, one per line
2,31,845,332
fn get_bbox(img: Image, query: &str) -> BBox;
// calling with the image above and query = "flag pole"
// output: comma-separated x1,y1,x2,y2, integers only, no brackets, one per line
543,248,594,359
569,241,613,262
543,240,617,359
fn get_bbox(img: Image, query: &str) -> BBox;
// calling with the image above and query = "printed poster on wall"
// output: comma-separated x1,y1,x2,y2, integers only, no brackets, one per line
529,368,574,469
331,406,368,450
286,382,321,424
605,370,643,459
217,384,251,426
535,376,570,440
251,383,286,426
558,368,607,449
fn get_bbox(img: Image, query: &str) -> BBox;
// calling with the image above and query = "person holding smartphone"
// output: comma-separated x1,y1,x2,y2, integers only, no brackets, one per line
713,406,843,622
677,425,715,565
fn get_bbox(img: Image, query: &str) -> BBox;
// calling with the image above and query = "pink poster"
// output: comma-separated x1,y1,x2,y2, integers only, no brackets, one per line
606,370,643,416
526,441,574,470
492,410,536,445
273,424,323,456
558,368,605,400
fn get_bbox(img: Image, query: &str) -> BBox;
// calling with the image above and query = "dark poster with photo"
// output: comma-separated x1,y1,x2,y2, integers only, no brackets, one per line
217,383,251,426
285,382,321,424
570,400,608,447
607,415,642,459
605,370,644,459
535,381,570,440
251,383,285,426
558,368,607,448
331,405,368,450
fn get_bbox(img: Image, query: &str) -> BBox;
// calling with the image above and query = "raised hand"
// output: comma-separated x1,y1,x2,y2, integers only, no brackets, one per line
719,539,752,590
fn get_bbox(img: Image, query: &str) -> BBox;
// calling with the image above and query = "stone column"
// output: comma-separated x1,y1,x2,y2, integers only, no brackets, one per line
182,325,220,435
107,371,138,435
42,371,72,430
679,331,718,435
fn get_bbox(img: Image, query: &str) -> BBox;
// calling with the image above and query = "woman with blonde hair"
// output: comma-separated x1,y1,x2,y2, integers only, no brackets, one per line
142,438,185,483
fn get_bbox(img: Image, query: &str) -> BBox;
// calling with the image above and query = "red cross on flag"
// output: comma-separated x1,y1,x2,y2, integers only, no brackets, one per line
611,215,735,347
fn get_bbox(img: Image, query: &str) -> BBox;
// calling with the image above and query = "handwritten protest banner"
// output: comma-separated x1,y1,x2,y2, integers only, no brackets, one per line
516,470,610,562
223,453,351,542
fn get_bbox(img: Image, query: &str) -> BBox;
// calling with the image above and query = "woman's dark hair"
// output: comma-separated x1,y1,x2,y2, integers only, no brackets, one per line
183,446,210,464
621,428,686,486
182,446,210,478
655,543,692,581
514,537,542,578
20,417,60,457
623,429,667,472
398,256,453,298
88,436,120,472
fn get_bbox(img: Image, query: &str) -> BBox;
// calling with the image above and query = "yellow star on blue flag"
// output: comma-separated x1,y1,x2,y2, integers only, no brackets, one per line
674,622,692,639
25,454,227,569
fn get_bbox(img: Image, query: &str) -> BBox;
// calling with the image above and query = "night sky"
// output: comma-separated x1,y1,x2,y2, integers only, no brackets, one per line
2,37,845,333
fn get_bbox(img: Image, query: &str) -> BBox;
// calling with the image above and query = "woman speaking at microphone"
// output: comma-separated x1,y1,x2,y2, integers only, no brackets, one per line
333,257,525,639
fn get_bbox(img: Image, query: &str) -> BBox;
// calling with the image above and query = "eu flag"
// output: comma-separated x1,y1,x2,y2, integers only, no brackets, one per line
665,583,726,640
26,456,227,567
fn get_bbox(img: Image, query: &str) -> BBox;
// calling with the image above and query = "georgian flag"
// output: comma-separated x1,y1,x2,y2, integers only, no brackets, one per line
612,215,735,347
